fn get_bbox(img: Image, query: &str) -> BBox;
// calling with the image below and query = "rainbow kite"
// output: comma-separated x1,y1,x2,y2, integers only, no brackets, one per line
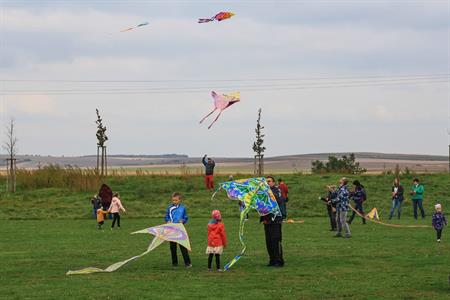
120,22,149,32
198,12,235,23
212,177,281,270
66,223,191,275
199,91,240,129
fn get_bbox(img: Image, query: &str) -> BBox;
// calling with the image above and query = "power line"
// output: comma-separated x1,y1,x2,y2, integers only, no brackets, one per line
2,73,448,83
1,78,446,95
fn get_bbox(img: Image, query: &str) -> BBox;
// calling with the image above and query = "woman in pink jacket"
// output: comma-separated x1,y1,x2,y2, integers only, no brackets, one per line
108,193,126,229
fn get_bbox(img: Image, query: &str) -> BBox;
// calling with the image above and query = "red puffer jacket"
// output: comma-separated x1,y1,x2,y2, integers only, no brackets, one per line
207,221,227,247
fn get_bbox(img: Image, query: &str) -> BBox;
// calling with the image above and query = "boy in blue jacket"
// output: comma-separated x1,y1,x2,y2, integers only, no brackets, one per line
165,192,192,268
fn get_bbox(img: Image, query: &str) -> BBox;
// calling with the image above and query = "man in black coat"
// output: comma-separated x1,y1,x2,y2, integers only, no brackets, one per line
260,176,284,267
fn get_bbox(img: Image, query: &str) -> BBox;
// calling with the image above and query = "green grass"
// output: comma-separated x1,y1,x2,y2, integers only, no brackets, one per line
1,173,450,299
1,173,449,220
1,217,449,299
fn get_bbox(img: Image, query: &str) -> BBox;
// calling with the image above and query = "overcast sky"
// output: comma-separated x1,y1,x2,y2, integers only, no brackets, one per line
0,0,449,157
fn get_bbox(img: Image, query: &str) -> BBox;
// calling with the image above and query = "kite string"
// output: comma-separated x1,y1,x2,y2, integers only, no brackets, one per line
348,205,431,228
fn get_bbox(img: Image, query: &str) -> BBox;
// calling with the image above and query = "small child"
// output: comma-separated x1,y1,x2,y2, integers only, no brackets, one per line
206,210,227,272
96,205,108,230
432,203,447,243
165,192,192,268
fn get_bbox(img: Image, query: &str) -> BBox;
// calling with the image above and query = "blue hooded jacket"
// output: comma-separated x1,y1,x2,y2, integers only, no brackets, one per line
165,204,188,224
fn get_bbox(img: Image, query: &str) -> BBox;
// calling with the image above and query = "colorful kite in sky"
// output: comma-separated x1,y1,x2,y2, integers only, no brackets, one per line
199,91,240,129
212,177,281,270
120,22,149,32
198,12,235,23
66,223,191,275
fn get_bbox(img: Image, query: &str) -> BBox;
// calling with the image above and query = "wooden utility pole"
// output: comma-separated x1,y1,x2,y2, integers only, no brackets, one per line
3,119,17,192
253,108,266,177
95,109,108,177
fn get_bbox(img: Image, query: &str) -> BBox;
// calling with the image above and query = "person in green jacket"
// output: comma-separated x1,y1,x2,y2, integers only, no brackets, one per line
409,178,425,220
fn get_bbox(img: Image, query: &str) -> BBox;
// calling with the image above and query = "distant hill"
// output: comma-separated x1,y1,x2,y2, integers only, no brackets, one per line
0,152,447,173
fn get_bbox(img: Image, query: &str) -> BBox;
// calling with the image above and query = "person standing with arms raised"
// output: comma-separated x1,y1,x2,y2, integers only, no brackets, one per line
202,155,216,191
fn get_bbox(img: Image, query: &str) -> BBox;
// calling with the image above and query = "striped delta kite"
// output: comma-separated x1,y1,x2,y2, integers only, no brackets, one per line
198,12,235,23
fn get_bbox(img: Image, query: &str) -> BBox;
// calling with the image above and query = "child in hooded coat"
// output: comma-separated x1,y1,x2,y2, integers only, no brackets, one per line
206,210,227,271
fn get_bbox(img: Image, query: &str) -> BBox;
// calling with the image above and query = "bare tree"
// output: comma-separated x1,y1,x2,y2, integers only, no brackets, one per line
3,118,17,192
253,108,266,176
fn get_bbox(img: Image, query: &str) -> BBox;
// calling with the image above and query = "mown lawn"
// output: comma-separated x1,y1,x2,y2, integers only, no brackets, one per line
1,217,449,299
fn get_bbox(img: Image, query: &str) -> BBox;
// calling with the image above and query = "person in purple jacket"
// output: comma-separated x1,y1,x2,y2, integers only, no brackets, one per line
432,203,447,243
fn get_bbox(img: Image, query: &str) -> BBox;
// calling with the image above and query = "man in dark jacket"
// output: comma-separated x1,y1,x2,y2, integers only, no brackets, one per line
347,180,366,225
260,176,284,267
202,155,216,190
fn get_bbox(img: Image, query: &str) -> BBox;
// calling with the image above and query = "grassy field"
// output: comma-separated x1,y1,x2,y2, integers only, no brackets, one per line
1,173,449,220
1,173,450,299
1,217,449,299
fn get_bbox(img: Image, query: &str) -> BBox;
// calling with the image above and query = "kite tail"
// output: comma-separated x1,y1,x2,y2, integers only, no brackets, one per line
348,205,431,228
224,206,250,271
198,18,215,23
199,109,216,124
207,111,222,129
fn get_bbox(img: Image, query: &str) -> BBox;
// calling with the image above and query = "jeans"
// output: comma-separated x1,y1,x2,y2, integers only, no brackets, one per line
389,199,402,219
336,210,351,236
412,199,425,219
348,201,365,224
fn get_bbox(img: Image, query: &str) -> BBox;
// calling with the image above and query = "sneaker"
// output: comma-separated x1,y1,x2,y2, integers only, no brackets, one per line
345,234,352,238
272,263,283,268
437,239,441,243
217,269,224,272
185,264,193,269
208,268,212,272
334,233,342,237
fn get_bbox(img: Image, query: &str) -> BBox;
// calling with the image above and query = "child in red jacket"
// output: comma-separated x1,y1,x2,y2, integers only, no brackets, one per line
206,210,227,271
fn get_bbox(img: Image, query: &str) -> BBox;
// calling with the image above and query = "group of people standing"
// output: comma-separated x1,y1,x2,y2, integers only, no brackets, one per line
91,193,126,230
320,177,447,242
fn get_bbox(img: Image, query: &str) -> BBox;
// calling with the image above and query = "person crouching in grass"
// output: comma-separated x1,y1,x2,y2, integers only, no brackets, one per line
165,192,192,268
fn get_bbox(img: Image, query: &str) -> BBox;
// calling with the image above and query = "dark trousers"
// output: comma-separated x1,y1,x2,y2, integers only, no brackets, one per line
97,221,104,229
111,213,120,228
412,199,425,219
327,205,337,230
208,254,220,269
280,201,287,220
264,223,284,266
170,242,191,266
436,229,442,240
348,201,365,224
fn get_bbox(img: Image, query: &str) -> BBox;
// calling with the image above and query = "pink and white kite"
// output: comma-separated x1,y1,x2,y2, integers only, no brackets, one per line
199,91,241,129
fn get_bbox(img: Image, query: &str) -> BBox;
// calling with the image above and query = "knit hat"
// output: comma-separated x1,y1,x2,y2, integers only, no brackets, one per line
435,203,442,210
212,210,222,220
